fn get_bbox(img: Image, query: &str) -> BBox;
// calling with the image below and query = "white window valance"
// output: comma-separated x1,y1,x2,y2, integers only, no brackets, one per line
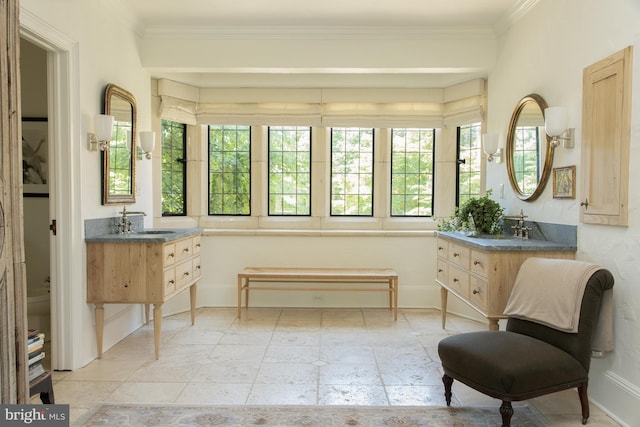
157,78,485,128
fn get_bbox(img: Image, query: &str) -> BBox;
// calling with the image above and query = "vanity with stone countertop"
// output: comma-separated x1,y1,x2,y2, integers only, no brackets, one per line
436,222,577,330
86,228,203,359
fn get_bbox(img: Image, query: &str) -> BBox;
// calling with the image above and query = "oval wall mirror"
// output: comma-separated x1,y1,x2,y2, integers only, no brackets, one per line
103,84,136,205
505,93,554,201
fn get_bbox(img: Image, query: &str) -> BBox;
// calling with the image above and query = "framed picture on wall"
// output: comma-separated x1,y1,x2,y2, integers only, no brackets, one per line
553,165,576,199
22,117,49,197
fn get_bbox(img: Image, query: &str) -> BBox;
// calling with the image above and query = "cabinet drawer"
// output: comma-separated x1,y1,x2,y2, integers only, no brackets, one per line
163,243,176,268
175,238,193,263
448,243,470,268
436,240,448,258
163,268,176,295
470,250,489,278
175,259,194,290
193,256,202,280
469,275,488,311
436,258,449,284
449,265,469,297
193,235,202,255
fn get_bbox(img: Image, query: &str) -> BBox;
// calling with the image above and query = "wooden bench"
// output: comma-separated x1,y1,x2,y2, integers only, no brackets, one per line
237,267,399,320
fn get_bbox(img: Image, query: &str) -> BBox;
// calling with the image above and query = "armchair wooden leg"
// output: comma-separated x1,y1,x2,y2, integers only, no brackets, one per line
499,401,513,427
578,382,590,424
442,374,453,406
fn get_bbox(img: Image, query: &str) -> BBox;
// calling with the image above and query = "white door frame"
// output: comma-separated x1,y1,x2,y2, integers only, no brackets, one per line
20,9,82,370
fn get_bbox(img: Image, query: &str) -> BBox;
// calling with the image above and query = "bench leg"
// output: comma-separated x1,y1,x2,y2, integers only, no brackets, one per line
237,276,243,319
393,277,398,320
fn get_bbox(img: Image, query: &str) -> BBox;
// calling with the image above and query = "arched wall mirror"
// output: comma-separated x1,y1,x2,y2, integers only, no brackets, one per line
103,83,136,205
506,93,554,202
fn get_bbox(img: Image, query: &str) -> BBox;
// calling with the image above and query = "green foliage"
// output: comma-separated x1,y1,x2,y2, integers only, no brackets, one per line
437,190,504,236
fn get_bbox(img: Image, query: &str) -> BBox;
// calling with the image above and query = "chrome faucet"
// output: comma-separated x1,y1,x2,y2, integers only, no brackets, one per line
504,209,531,239
117,205,147,234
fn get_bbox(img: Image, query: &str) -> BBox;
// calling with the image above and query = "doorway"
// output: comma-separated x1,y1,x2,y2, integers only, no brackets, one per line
21,10,84,371
21,38,53,371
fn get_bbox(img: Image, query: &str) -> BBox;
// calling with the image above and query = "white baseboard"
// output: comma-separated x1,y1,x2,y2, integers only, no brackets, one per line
589,369,640,427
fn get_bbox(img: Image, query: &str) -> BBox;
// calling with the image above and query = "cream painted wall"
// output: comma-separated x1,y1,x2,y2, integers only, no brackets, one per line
21,0,156,368
487,0,640,424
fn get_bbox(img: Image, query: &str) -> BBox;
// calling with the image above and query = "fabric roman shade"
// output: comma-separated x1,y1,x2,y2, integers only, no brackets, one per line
156,78,485,128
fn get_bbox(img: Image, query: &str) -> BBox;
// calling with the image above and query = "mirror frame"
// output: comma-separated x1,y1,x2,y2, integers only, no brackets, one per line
102,83,136,205
506,93,554,202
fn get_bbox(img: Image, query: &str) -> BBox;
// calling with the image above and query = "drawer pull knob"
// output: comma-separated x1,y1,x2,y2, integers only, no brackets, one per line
168,253,175,258
438,246,444,250
453,253,459,257
473,289,480,295
196,243,201,248
183,272,190,277
473,260,480,265
453,278,459,283
183,248,190,253
196,265,201,270
438,269,443,273
123,283,128,288
169,280,175,285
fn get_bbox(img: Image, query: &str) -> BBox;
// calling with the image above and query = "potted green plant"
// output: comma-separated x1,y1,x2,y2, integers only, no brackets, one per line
437,191,504,236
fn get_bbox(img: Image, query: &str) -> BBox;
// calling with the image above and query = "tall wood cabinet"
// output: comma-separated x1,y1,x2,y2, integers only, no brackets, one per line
87,231,202,359
581,46,632,226
436,233,575,330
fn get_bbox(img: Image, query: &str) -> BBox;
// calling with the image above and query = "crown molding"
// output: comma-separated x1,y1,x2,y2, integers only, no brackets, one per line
140,25,497,41
494,0,540,35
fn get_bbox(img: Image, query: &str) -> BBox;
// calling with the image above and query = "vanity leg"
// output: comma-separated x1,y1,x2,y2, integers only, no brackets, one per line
189,284,197,325
94,304,104,358
144,304,150,325
153,304,162,360
488,318,499,331
440,287,448,329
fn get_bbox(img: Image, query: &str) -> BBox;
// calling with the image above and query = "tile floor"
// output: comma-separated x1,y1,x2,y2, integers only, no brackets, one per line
42,308,621,426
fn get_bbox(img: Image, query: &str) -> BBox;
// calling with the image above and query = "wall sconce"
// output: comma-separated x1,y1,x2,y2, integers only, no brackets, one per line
88,114,114,151
482,133,502,163
139,131,155,159
544,106,575,148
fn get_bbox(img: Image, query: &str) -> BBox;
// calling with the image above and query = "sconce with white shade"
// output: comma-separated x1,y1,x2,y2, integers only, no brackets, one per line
88,114,114,151
544,106,575,148
482,133,502,163
139,131,155,159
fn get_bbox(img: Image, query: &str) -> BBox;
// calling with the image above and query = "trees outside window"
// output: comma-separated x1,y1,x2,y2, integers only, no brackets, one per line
330,128,374,216
208,125,251,215
390,128,434,216
457,123,482,206
268,126,311,216
161,119,187,216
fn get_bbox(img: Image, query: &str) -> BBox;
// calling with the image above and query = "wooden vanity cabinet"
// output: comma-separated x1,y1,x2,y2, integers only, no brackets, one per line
87,233,202,359
436,235,574,330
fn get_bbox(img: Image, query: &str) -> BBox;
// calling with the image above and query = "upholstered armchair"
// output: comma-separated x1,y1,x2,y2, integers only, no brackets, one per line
438,258,614,427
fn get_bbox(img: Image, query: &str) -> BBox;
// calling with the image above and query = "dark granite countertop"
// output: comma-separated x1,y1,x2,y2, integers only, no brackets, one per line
85,228,203,243
437,231,577,252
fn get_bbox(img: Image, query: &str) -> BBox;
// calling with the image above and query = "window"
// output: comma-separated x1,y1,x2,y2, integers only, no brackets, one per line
268,126,311,216
512,125,540,196
457,123,482,206
208,125,251,215
161,120,187,216
390,128,434,216
330,128,374,216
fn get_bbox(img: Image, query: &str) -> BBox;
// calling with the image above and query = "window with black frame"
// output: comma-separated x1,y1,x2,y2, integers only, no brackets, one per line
208,125,251,215
457,123,482,206
161,119,187,216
